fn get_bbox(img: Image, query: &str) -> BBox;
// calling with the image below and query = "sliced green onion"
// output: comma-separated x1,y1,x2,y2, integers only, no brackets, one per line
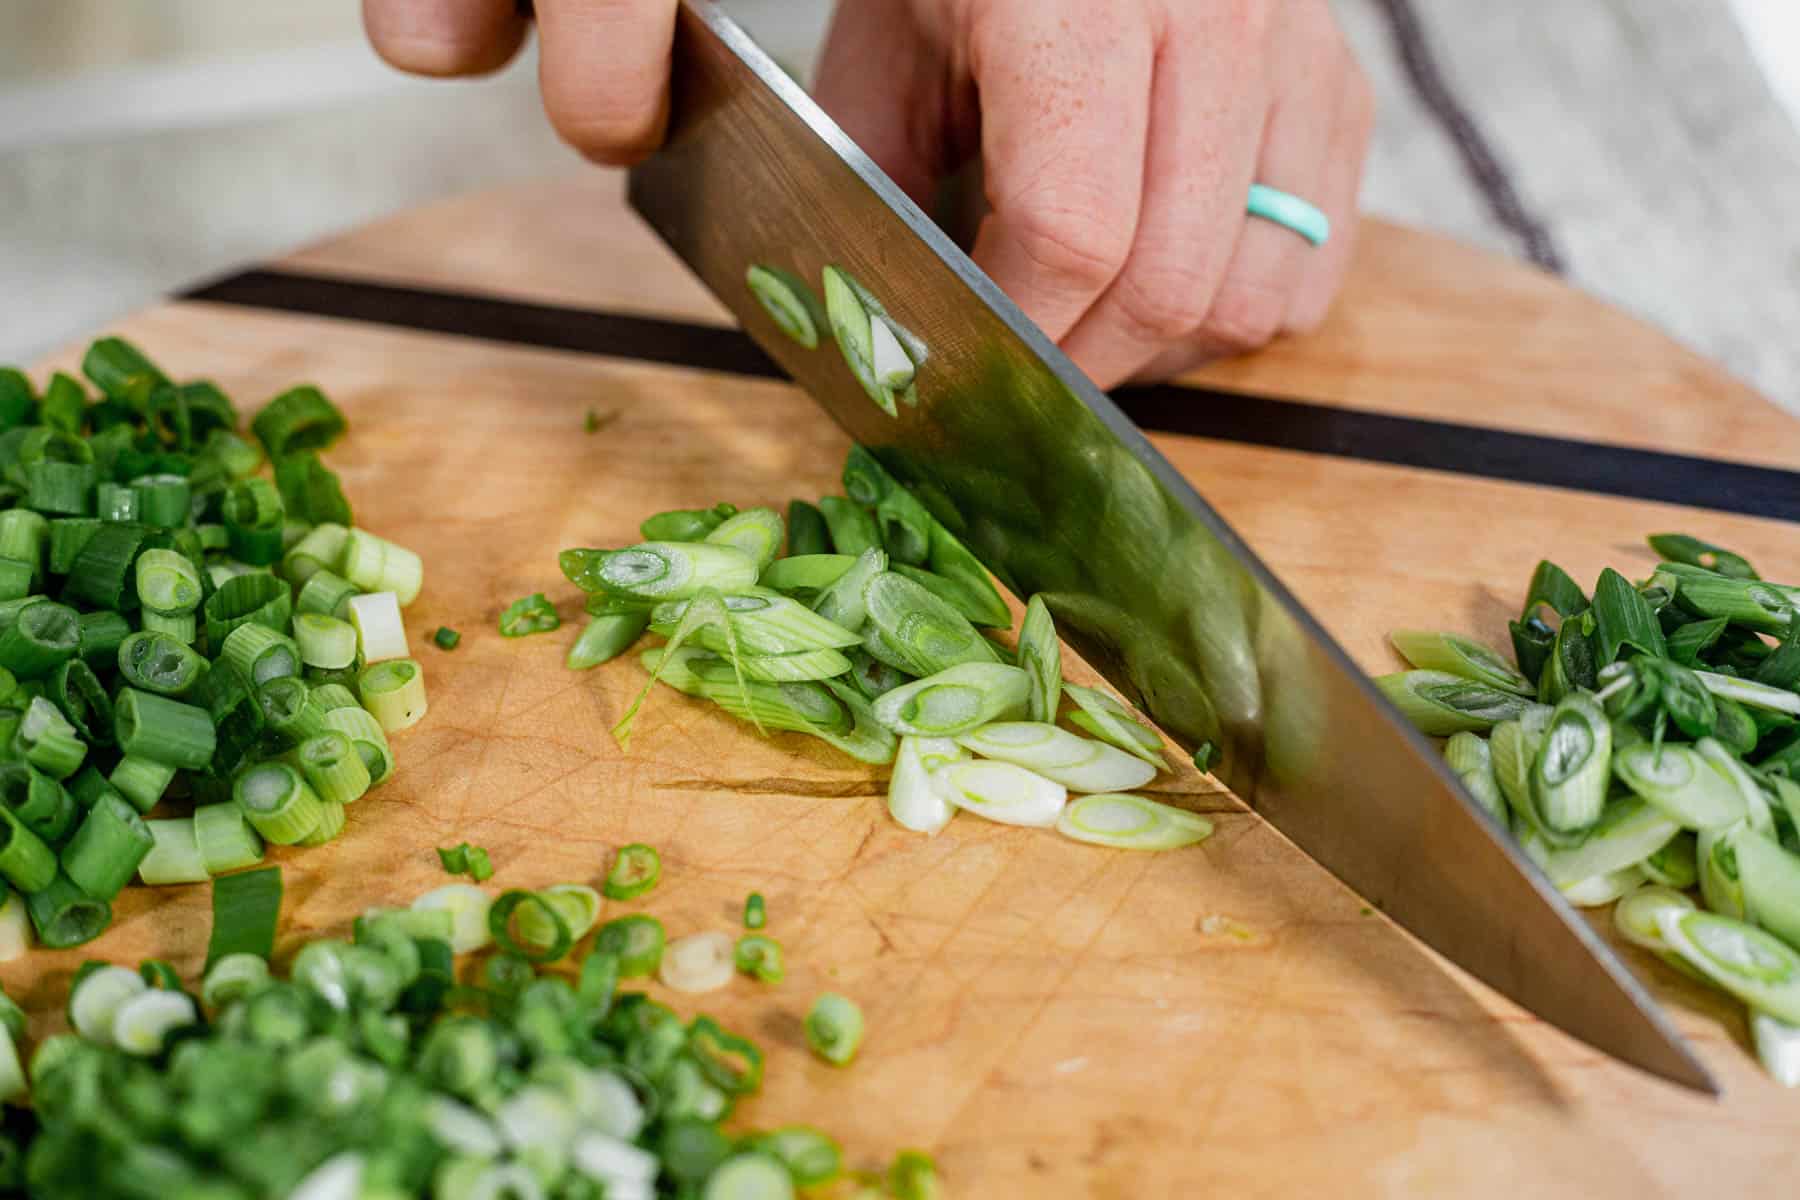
358,658,427,732
1734,826,1800,951
0,599,78,679
1698,827,1746,920
1641,830,1699,889
437,842,493,882
222,476,285,565
281,521,350,586
734,934,784,983
221,622,302,688
1061,683,1168,769
432,625,462,651
659,931,736,993
1443,731,1507,823
784,500,830,558
498,592,560,638
566,612,651,670
297,730,373,806
340,591,407,663
134,546,202,614
1658,908,1800,1022
746,264,824,348
205,864,282,970
956,722,1157,793
0,808,56,893
203,570,292,646
1056,792,1213,851
594,914,666,977
0,892,29,963
59,792,154,900
1591,568,1668,665
887,735,963,835
932,759,1066,827
138,818,207,885
1539,796,1681,889
234,761,325,845
1753,1012,1800,1087
1613,883,1696,958
1558,864,1645,907
804,992,864,1066
489,889,574,963
18,693,87,778
0,760,77,843
251,384,345,459
117,630,208,697
1537,615,1597,705
1376,669,1536,736
604,843,661,900
293,613,358,670
1530,694,1611,837
296,567,358,619
296,800,345,846
1018,596,1061,722
561,541,757,601
1612,743,1746,829
69,964,146,1046
1671,571,1797,634
109,755,176,815
1390,629,1533,694
320,705,394,786
411,883,492,953
338,528,422,606
704,508,785,573
760,553,854,594
812,546,886,633
864,570,1000,677
1693,669,1800,716
114,687,215,769
640,502,737,543
26,872,110,948
194,801,264,875
200,952,270,1009
873,663,1029,737
272,451,352,527
1649,532,1759,580
653,589,859,655
817,495,881,556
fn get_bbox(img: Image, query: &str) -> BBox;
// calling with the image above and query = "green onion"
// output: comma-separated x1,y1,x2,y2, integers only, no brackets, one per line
233,761,324,845
292,612,358,669
641,502,738,543
562,541,758,601
804,992,865,1066
138,818,207,884
863,571,1000,677
817,495,881,557
489,888,576,962
221,476,285,564
653,589,859,656
109,754,176,814
18,693,88,778
812,546,886,633
1694,669,1800,716
0,599,78,679
1670,570,1797,634
296,800,346,849
1649,533,1758,580
734,934,784,983
785,500,829,557
567,612,652,670
431,625,461,651
0,808,56,893
193,802,263,874
281,521,349,585
594,914,666,977
956,722,1157,793
412,883,493,953
221,621,301,687
1018,596,1061,722
1442,731,1506,823
499,592,560,638
114,687,215,768
251,385,346,460
129,475,191,529
26,872,110,948
0,760,77,843
822,266,896,416
201,952,271,1009
297,730,372,806
742,1129,840,1189
69,964,146,1045
340,528,423,605
1062,684,1167,769
1530,694,1611,837
704,508,785,573
0,511,46,583
746,264,824,348
1641,830,1700,889
933,759,1067,826
272,452,352,526
204,865,282,971
342,590,406,663
1612,743,1746,829
1375,669,1536,736
760,553,853,594
295,567,357,619
1056,793,1213,851
887,735,963,835
1537,615,1597,705
1753,1013,1800,1087
116,630,208,696
1657,908,1800,1022
320,705,393,786
1390,629,1534,694
874,663,1029,737
660,931,736,994
0,892,27,963
58,793,154,900
202,570,292,645
357,658,427,732
1734,826,1800,951
604,843,661,900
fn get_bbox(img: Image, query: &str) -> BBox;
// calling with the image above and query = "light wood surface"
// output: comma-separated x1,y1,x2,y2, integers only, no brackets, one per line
19,174,1800,1198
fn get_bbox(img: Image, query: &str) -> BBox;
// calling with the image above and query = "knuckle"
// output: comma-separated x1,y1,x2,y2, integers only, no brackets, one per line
541,91,662,166
1111,267,1215,342
1006,196,1133,294
1204,277,1289,352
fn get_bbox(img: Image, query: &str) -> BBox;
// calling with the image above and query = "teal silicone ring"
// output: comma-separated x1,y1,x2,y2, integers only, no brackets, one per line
1246,184,1331,247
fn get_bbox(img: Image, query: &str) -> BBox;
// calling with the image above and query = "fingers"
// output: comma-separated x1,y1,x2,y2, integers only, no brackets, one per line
813,0,961,206
536,0,680,165
1288,59,1375,331
1058,4,1270,388
965,0,1155,343
363,0,528,77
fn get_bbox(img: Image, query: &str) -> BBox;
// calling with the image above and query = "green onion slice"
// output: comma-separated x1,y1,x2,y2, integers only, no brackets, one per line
812,546,886,633
1648,533,1759,580
931,759,1066,827
745,264,824,349
567,612,650,670
1657,908,1800,1023
1612,744,1746,829
1389,629,1534,695
744,892,767,929
411,883,493,954
1055,793,1213,851
498,592,561,638
873,663,1029,738
1733,826,1800,952
357,658,427,733
659,931,735,994
704,507,785,573
68,964,146,1046
1538,797,1680,888
489,889,574,963
863,570,999,677
561,541,758,601
1530,694,1612,838
956,722,1157,793
734,934,784,983
804,992,865,1066
653,588,859,655
1752,1013,1800,1087
205,865,283,971
1376,669,1536,736
594,914,666,978
761,553,854,594
1613,884,1696,955
1018,596,1061,722
888,736,963,835
603,843,661,900
1061,683,1168,769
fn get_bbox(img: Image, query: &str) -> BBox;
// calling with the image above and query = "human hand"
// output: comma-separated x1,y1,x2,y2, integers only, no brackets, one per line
814,0,1373,386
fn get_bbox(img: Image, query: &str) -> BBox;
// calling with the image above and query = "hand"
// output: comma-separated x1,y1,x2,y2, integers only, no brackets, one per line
815,0,1373,386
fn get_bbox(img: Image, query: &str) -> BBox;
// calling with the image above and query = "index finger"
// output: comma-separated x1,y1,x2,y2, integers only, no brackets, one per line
965,0,1155,342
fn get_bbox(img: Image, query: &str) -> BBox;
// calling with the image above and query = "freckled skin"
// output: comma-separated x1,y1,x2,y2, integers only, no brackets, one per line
363,0,1372,387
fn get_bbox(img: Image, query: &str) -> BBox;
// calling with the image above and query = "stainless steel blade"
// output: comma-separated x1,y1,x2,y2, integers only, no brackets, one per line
627,0,1714,1094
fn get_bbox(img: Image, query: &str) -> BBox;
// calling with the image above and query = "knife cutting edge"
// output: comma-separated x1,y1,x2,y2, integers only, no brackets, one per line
626,0,1715,1094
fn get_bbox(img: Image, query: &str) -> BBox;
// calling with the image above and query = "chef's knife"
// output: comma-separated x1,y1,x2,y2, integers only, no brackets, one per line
627,0,1713,1093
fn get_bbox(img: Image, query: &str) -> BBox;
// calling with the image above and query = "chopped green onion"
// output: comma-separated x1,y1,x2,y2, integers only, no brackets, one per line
1649,533,1758,580
251,385,346,459
1056,793,1213,851
272,452,352,526
746,264,824,348
293,612,358,669
1061,684,1167,769
704,507,785,572
653,588,859,655
873,663,1029,737
1376,669,1536,736
888,1150,941,1200
956,722,1158,793
194,802,264,874
1591,568,1668,665
69,964,146,1045
813,546,886,633
1537,615,1598,705
0,808,56,893
297,730,373,805
233,761,325,845
18,693,87,778
109,754,176,814
111,987,198,1054
1734,826,1800,951
1698,828,1747,920
1389,629,1534,694
817,495,881,557
1693,669,1800,716
202,570,292,646
1641,830,1699,889
1018,596,1061,722
562,541,758,602
113,687,215,769
0,599,78,679
863,570,1000,677
116,630,208,697
594,914,666,977
432,625,461,651
134,546,201,614
0,892,29,963
339,528,422,605
1443,731,1507,823
1612,743,1746,829
1657,908,1800,1022
567,612,652,671
205,865,282,970
932,759,1066,827
320,705,394,786
804,992,865,1066
660,931,736,993
641,503,738,543
201,952,271,1009
760,553,854,595
732,934,784,984
296,567,358,619
281,521,349,586
357,658,427,732
26,872,110,948
221,621,301,687
59,792,154,900
888,735,963,835
411,883,492,953
499,592,560,638
1530,694,1611,837
1753,1013,1800,1087
604,843,661,900
138,818,207,885
342,590,406,663
489,888,576,962
784,500,829,558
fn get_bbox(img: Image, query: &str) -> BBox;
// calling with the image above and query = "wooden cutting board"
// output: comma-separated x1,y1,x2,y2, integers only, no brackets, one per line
18,173,1800,1197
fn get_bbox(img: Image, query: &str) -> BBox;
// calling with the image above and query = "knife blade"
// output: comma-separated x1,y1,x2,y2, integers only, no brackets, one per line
627,0,1713,1094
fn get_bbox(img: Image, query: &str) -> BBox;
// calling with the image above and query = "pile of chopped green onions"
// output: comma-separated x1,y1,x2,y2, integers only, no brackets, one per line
1378,535,1800,1086
0,340,429,956
555,445,1213,855
2,845,935,1200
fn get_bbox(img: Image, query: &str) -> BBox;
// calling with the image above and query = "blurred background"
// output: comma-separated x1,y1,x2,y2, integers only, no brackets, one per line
3,0,1797,408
